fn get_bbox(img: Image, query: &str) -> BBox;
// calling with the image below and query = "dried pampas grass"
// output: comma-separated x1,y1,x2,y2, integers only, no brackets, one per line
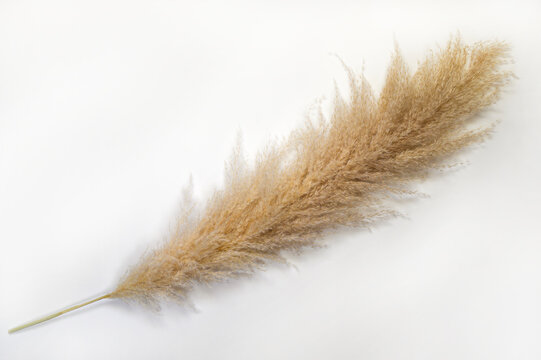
9,36,512,333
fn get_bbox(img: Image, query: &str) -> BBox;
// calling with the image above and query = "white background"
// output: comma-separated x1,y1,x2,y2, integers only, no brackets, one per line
1,0,540,359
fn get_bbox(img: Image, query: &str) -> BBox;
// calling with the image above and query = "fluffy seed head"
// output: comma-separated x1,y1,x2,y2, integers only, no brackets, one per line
111,37,512,306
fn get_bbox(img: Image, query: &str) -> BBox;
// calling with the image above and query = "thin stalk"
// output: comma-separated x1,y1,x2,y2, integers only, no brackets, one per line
8,293,111,334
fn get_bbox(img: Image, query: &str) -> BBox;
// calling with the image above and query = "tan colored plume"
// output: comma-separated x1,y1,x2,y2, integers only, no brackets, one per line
9,36,512,333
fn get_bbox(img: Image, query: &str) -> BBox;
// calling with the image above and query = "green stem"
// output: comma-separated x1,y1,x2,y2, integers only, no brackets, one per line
8,293,111,334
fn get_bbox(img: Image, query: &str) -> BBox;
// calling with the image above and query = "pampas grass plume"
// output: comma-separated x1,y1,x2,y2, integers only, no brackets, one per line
8,35,512,333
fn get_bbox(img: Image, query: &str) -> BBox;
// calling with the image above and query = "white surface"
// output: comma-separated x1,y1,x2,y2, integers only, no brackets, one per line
1,0,540,359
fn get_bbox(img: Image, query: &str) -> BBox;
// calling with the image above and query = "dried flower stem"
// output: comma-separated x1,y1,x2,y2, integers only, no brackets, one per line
8,294,111,333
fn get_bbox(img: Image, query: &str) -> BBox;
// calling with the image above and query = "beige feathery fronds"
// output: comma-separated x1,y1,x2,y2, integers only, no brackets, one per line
8,36,512,333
